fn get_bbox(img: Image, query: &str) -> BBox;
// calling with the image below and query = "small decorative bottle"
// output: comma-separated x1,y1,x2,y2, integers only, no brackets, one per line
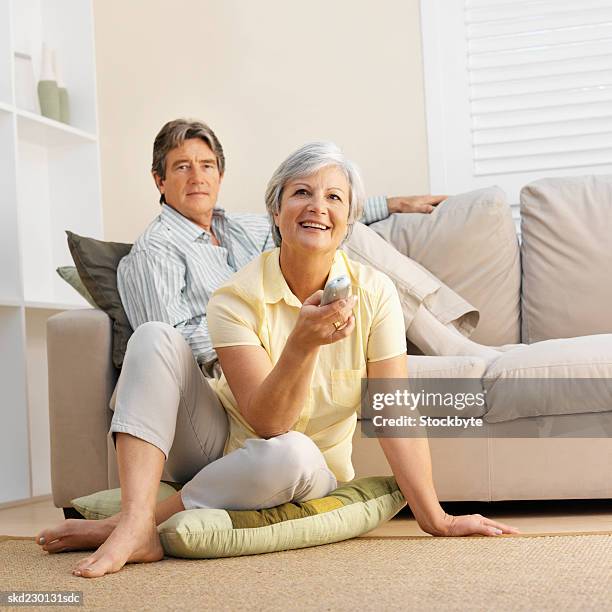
37,43,60,120
54,50,70,124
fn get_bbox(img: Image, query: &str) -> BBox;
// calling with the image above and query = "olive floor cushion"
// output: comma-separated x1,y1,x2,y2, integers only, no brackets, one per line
71,477,406,559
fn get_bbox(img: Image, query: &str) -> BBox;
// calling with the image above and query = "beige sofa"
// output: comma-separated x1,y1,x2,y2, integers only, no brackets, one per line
47,176,612,512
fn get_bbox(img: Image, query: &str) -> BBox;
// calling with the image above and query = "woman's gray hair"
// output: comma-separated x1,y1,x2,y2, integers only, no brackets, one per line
265,142,365,247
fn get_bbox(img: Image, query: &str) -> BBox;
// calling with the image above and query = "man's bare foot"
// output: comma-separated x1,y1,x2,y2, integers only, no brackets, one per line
36,515,120,553
72,513,163,578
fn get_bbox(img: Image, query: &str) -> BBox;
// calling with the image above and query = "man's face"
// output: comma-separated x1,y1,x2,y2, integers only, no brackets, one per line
153,138,223,223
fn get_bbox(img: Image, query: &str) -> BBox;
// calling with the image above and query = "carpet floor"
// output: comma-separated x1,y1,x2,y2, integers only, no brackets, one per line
1,532,611,611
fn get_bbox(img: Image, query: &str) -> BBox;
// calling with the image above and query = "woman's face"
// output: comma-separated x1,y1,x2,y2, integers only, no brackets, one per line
274,165,350,256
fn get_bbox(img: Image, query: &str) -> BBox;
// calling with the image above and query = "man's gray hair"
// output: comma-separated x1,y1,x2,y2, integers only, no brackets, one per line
264,141,365,246
152,119,225,204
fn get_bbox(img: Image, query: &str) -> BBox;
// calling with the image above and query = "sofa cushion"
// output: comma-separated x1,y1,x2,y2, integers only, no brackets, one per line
520,175,612,343
370,187,520,346
483,334,612,423
160,476,405,559
71,477,405,559
358,356,489,421
56,266,97,307
408,355,487,379
409,355,488,418
71,482,178,520
66,231,133,369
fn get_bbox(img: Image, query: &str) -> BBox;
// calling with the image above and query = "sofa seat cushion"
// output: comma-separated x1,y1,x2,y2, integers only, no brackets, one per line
71,477,405,559
358,356,489,421
408,355,488,419
483,334,612,423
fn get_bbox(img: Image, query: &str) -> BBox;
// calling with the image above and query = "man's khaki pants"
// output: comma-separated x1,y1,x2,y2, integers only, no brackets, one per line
343,222,477,337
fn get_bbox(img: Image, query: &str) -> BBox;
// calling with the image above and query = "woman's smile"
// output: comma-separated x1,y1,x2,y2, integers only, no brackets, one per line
298,220,331,232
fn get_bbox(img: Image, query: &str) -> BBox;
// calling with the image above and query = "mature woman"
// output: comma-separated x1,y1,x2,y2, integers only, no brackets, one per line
37,142,517,578
204,142,518,532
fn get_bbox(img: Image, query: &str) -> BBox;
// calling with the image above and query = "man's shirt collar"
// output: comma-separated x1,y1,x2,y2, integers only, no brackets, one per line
161,203,226,242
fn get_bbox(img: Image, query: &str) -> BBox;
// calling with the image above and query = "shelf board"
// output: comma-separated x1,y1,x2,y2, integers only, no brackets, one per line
0,298,23,308
24,300,93,311
0,101,13,113
16,108,97,146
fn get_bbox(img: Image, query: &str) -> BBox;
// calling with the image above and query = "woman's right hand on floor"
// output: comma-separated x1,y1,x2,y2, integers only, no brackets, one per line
290,292,358,350
439,513,520,537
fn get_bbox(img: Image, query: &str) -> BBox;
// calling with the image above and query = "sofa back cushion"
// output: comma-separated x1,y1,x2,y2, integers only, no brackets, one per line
370,187,521,346
520,175,612,343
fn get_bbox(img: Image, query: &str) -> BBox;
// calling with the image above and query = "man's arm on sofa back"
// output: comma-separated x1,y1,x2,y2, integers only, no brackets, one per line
47,309,118,508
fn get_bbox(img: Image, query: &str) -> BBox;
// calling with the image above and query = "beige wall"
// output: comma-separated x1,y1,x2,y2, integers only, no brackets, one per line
94,0,430,243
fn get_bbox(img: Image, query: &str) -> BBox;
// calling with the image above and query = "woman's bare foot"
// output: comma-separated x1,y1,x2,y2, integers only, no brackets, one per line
36,515,120,553
72,512,163,578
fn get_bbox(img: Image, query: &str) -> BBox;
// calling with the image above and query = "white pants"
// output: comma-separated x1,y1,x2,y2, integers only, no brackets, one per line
109,322,337,510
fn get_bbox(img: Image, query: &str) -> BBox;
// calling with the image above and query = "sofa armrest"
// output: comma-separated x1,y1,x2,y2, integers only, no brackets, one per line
47,309,118,508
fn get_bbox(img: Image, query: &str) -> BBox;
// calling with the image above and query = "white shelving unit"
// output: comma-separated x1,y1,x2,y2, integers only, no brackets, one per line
0,0,102,504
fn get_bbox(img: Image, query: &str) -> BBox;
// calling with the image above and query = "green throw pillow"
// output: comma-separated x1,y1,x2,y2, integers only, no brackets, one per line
56,266,98,307
71,477,405,558
66,231,133,369
72,482,179,520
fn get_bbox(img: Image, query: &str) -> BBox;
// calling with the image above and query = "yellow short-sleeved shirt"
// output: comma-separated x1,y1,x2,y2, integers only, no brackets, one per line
206,247,406,482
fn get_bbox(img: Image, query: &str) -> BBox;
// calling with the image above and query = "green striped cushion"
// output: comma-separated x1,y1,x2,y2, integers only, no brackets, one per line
71,482,179,520
72,477,405,559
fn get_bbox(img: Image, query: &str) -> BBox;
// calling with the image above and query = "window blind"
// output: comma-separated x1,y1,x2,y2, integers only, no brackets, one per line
421,0,612,232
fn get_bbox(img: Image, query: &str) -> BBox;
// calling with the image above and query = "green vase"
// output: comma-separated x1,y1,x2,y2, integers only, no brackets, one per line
38,80,60,121
58,86,70,124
